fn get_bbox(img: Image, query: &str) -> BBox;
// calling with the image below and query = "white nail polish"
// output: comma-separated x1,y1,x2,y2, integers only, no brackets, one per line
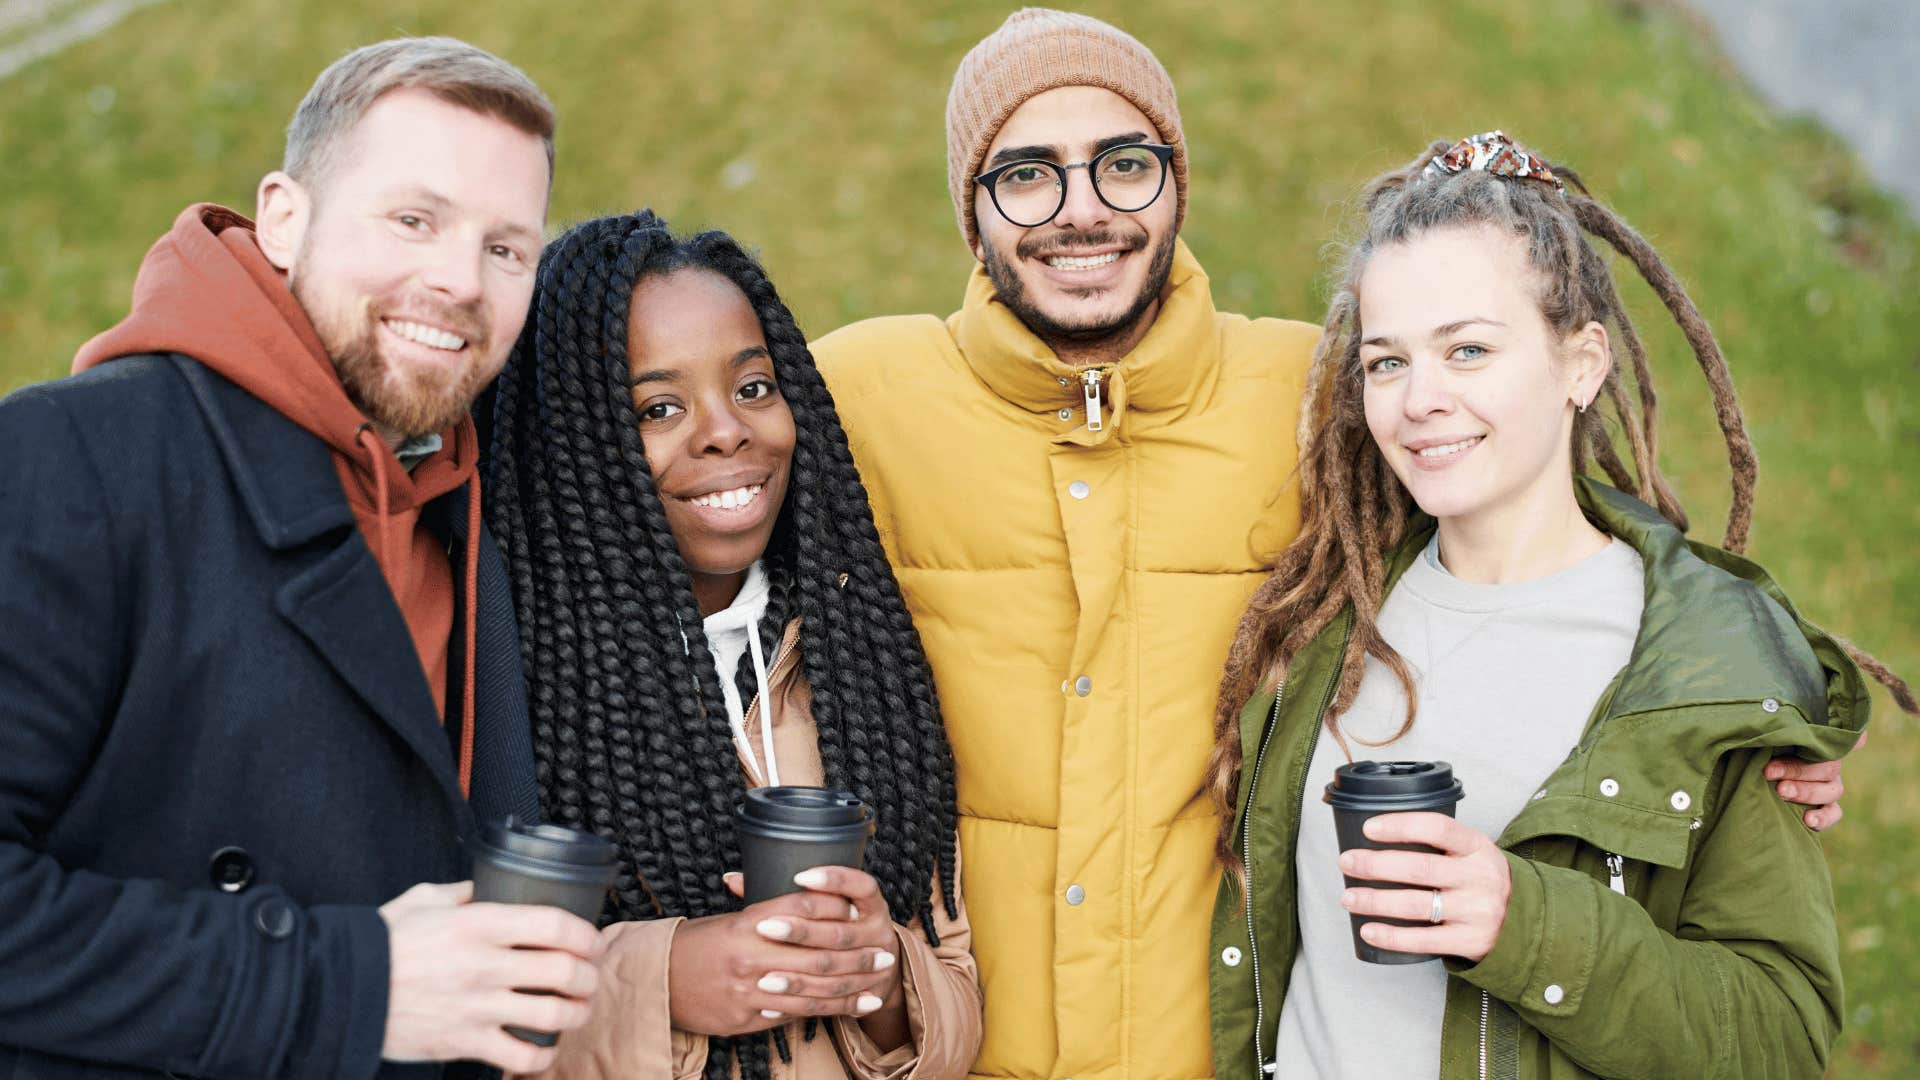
856,993,883,1013
756,919,791,940
873,950,896,970
793,869,829,888
758,974,789,993
761,1009,783,1020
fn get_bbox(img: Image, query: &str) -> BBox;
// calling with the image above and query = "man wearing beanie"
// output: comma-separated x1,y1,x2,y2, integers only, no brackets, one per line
811,10,1318,1078
0,39,600,1076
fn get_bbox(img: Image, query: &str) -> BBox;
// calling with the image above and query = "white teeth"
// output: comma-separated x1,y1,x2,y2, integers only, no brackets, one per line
1417,437,1483,458
688,483,764,509
1046,251,1120,270
386,319,467,351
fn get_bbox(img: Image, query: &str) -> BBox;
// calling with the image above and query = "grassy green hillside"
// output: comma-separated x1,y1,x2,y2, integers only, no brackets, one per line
4,0,1915,1073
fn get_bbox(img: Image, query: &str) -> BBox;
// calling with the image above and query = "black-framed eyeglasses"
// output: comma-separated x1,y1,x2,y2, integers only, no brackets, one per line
973,142,1176,228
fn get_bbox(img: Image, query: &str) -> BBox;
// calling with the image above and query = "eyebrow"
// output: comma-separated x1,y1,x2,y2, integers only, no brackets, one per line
1362,318,1507,348
985,130,1154,168
626,345,771,387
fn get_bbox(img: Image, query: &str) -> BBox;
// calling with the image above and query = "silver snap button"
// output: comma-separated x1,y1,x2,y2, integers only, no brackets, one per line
1543,984,1565,1005
1058,408,1073,421
1065,884,1086,906
1670,790,1691,811
1056,376,1071,386
1532,789,1547,801
1074,675,1092,697
1599,778,1620,797
1221,946,1243,967
1761,698,1780,714
1068,481,1090,499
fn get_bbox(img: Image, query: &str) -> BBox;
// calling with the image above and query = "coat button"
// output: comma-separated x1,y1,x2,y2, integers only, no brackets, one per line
1221,946,1243,967
254,899,296,940
1058,408,1073,421
1598,778,1619,797
1761,698,1780,714
1068,481,1090,500
1074,676,1092,697
208,847,255,894
1670,790,1691,811
1065,884,1086,906
1543,984,1565,1005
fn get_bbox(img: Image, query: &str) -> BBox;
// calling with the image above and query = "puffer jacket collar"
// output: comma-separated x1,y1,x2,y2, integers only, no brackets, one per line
1382,479,1868,868
948,238,1222,447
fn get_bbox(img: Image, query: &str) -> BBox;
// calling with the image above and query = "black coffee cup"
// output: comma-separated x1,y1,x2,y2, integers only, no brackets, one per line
1325,761,1466,965
469,817,620,1047
735,786,872,904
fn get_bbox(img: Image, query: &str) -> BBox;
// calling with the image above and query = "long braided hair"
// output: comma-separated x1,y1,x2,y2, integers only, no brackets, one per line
482,210,958,1079
1207,138,1915,878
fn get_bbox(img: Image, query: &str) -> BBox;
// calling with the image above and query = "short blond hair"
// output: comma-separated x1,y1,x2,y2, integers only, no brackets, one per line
285,36,555,188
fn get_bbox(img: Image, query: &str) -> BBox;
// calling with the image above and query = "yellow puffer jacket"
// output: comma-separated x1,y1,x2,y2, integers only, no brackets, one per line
812,241,1316,1080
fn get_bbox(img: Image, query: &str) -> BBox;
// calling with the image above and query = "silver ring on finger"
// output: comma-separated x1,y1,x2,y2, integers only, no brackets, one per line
1428,889,1444,925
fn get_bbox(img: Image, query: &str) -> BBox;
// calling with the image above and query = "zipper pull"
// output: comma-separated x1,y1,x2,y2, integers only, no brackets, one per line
1082,368,1105,432
1261,1062,1278,1075
1605,853,1626,895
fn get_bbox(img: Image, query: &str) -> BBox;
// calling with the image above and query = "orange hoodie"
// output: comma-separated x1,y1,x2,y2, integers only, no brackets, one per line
75,204,480,794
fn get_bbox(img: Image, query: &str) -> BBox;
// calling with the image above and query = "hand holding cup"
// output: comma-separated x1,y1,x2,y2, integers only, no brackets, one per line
1338,812,1512,963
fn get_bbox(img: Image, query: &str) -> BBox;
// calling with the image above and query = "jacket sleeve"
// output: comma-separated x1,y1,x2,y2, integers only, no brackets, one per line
529,917,709,1080
0,386,390,1079
828,844,984,1080
1455,748,1842,1078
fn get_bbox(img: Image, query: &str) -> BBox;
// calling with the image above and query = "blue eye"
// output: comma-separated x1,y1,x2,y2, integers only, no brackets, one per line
1452,344,1487,361
1366,356,1406,374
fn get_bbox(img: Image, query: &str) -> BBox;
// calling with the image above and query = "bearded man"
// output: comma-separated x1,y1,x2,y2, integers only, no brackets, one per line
0,38,599,1078
810,10,1851,1079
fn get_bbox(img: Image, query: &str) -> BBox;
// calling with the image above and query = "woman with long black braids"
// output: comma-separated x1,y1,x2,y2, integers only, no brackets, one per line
482,210,981,1080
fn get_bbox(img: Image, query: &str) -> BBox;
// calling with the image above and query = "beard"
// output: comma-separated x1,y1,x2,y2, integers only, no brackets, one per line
294,269,496,439
981,225,1177,350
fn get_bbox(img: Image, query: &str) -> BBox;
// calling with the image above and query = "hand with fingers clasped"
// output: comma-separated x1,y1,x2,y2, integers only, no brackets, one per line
1338,812,1511,964
1766,731,1862,832
668,864,904,1039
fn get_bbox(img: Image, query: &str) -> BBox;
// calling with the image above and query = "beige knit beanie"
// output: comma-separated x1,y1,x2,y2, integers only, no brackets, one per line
946,8,1186,251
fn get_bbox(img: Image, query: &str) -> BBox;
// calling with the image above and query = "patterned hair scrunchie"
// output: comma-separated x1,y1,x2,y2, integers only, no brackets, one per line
1423,130,1565,192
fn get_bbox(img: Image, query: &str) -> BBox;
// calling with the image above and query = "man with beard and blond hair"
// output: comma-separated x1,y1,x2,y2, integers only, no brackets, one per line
810,9,1852,1079
0,37,601,1078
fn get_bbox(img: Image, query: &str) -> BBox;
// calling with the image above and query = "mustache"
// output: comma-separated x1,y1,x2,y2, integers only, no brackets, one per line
1016,228,1146,261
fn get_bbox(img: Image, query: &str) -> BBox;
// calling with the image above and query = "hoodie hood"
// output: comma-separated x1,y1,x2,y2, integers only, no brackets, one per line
74,203,478,503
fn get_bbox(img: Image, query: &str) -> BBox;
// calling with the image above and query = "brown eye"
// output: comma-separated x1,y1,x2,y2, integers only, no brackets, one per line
638,400,683,422
738,378,779,403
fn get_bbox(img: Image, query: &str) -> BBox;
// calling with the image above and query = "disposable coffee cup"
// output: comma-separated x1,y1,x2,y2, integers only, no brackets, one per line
735,786,873,904
469,817,619,1047
1325,761,1465,965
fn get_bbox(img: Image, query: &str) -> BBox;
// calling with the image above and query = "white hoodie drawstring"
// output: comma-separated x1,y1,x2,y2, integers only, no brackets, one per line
745,622,779,787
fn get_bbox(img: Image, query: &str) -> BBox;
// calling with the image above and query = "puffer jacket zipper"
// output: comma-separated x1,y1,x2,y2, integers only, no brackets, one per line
1241,686,1285,1076
1082,368,1106,432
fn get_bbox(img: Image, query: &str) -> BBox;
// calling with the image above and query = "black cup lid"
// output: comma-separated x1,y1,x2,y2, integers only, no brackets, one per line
740,786,869,828
1324,760,1465,809
476,816,618,867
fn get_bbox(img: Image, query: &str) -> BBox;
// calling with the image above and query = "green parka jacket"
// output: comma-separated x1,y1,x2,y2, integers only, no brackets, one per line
1208,481,1867,1080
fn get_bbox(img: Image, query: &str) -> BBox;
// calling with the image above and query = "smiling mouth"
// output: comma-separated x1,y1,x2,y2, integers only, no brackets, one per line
1413,436,1485,459
1045,251,1121,270
382,318,468,352
684,483,766,511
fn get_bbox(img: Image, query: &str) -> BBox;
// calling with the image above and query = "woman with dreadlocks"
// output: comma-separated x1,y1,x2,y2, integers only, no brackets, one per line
482,211,981,1080
1204,132,1915,1080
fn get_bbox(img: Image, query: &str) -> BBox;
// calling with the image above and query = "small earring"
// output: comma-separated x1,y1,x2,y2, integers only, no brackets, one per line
1577,396,1589,415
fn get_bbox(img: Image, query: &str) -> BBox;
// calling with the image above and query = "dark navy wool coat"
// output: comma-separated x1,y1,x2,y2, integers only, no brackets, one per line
0,355,538,1079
